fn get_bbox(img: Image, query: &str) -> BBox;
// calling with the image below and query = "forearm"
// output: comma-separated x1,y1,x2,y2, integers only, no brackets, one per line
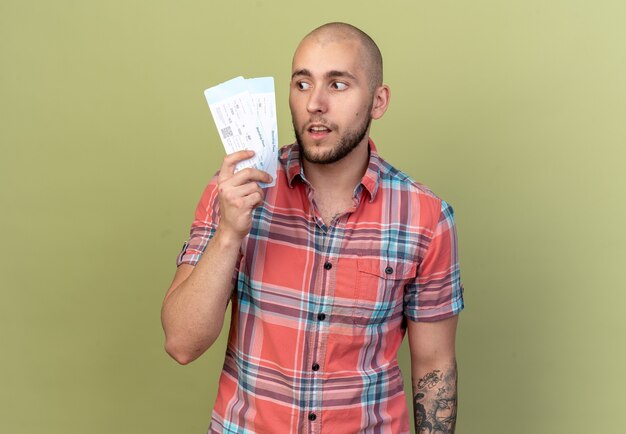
411,358,458,434
161,228,242,364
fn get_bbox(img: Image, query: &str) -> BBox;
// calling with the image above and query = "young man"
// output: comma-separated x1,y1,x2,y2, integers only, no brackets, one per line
162,22,464,434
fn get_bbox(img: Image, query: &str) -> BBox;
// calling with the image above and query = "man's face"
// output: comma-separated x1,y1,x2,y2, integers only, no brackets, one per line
289,37,375,164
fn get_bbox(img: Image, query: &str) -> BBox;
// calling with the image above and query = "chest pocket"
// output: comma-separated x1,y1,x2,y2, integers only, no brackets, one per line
353,257,417,326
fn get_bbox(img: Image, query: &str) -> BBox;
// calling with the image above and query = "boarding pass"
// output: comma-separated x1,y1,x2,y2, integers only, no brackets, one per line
204,76,278,187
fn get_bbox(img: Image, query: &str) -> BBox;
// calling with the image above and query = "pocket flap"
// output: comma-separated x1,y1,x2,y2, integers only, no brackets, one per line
357,257,417,280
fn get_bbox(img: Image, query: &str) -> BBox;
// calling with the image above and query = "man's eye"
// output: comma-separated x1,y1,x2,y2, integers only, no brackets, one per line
297,82,311,90
332,82,348,90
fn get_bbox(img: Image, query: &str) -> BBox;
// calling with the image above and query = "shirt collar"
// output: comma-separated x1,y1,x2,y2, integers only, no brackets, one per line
284,139,382,202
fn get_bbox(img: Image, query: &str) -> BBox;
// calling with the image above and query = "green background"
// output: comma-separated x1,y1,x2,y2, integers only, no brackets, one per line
2,1,625,433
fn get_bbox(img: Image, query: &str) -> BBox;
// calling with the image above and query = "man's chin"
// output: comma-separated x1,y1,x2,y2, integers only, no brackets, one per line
300,145,332,164
301,142,360,165
298,137,327,153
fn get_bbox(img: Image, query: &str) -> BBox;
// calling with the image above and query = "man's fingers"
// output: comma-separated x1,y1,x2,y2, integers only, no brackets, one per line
232,167,273,185
242,190,265,209
221,166,273,188
221,182,265,206
218,150,256,181
214,153,272,239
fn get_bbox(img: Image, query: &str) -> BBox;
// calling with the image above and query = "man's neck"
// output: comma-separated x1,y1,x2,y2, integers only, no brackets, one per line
302,139,370,197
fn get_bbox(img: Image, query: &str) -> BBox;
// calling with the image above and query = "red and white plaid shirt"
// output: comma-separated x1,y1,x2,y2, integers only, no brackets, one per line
178,141,464,433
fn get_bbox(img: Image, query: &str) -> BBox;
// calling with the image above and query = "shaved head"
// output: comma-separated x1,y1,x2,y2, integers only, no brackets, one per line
296,22,383,92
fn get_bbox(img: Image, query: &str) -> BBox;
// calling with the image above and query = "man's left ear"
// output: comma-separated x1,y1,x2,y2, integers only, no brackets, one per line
370,85,391,120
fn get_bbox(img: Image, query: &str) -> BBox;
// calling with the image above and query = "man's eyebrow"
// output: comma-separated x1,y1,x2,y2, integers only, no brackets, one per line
291,69,357,81
291,69,312,79
326,70,357,81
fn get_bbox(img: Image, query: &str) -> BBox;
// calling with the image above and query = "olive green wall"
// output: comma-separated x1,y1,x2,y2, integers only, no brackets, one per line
2,1,625,433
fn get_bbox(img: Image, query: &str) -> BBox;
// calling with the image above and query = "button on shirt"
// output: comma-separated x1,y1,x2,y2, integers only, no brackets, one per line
177,141,464,434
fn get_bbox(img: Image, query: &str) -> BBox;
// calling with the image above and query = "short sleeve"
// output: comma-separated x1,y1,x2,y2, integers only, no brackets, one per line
176,175,221,267
404,200,465,322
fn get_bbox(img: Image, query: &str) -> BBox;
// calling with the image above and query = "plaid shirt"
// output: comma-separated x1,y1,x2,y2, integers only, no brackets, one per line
177,141,464,434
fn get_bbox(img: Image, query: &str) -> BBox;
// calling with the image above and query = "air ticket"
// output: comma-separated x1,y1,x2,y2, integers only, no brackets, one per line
247,77,278,185
204,76,278,187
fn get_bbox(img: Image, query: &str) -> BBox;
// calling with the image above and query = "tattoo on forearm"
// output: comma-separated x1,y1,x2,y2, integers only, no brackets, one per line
412,363,457,434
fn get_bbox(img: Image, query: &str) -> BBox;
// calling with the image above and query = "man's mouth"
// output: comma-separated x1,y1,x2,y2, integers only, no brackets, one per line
306,124,332,139
308,125,330,132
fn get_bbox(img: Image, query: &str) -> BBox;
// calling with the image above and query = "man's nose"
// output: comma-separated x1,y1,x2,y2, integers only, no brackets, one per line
306,87,327,114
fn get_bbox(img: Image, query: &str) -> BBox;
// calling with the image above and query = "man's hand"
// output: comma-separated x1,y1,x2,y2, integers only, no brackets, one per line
161,150,272,364
216,150,273,241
